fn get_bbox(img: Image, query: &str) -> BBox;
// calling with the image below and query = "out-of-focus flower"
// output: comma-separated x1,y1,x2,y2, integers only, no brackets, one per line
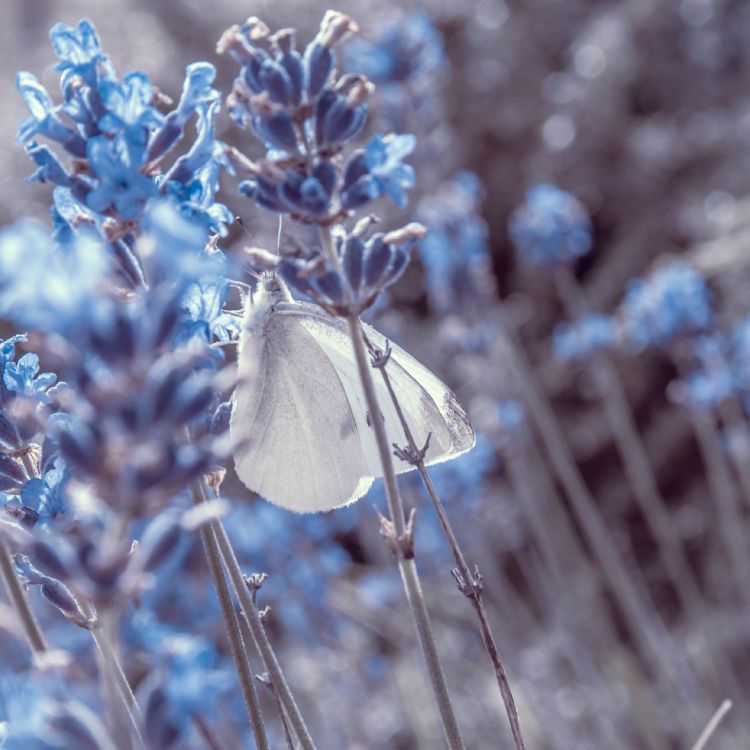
620,261,712,350
0,673,116,750
418,171,491,312
345,12,445,137
509,183,592,267
553,314,617,362
0,221,110,335
346,12,445,86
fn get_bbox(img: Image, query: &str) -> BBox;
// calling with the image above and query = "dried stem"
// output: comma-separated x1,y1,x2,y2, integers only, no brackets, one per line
679,404,750,606
84,606,145,750
190,482,271,750
492,308,708,725
690,700,732,750
207,494,317,750
0,452,48,653
368,335,526,750
0,538,47,653
318,225,465,749
554,267,706,616
192,714,226,750
346,313,465,750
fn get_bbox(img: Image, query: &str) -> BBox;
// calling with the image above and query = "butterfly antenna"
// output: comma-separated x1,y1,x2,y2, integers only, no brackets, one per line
235,216,255,240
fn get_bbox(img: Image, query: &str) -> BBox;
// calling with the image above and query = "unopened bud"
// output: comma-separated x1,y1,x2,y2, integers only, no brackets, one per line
383,222,427,246
317,11,359,47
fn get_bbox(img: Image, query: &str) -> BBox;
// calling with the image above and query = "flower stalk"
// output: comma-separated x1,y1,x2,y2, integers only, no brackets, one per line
368,335,526,750
204,485,318,750
316,221,464,750
190,481,271,750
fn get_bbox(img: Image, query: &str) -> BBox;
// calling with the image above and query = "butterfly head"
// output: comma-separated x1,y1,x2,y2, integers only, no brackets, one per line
242,270,292,334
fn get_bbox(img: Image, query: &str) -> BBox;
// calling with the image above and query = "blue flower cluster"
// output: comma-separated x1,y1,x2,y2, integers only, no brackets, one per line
0,335,68,531
344,12,446,134
345,12,445,86
678,334,734,408
417,171,492,312
16,19,231,289
279,221,425,315
553,314,617,362
509,183,593,267
0,674,115,750
221,13,416,223
620,261,712,350
0,11,477,749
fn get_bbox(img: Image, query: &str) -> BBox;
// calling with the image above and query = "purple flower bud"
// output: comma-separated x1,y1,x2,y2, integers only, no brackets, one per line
304,42,334,99
138,511,184,573
253,111,298,152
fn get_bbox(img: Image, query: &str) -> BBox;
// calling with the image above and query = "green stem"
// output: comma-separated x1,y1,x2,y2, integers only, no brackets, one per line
191,482,270,750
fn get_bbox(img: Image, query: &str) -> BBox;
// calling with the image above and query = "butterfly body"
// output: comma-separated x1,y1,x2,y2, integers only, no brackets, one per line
231,275,475,512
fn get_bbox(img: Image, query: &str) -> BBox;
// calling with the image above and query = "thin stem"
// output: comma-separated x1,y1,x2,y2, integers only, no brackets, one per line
691,700,732,750
492,308,708,724
716,392,750,507
0,452,48,653
682,406,750,606
346,314,465,750
190,482,271,750
208,500,317,750
372,342,525,750
318,224,464,749
0,538,47,653
554,267,705,616
85,607,145,750
192,714,226,750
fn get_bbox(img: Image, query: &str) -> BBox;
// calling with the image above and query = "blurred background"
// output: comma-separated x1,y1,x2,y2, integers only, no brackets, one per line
3,0,750,748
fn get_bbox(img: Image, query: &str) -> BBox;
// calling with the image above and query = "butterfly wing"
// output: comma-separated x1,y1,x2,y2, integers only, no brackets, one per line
275,302,476,477
231,312,373,512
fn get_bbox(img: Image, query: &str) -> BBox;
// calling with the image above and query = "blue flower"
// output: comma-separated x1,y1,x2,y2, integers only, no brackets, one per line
50,18,109,91
162,101,232,234
86,135,157,220
3,353,57,405
345,12,445,85
553,314,617,362
620,261,712,350
179,278,241,345
509,183,592,266
16,72,87,157
0,221,110,335
0,335,55,455
20,457,69,523
147,62,218,162
341,133,416,209
417,171,490,312
99,72,165,162
24,141,71,187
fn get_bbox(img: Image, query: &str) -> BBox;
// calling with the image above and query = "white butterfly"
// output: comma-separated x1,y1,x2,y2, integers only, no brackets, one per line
230,273,475,512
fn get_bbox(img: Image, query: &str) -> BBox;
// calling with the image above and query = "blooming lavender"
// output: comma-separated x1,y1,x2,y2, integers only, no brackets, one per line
509,184,592,267
344,12,446,135
553,314,617,362
620,261,712,351
417,171,493,313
